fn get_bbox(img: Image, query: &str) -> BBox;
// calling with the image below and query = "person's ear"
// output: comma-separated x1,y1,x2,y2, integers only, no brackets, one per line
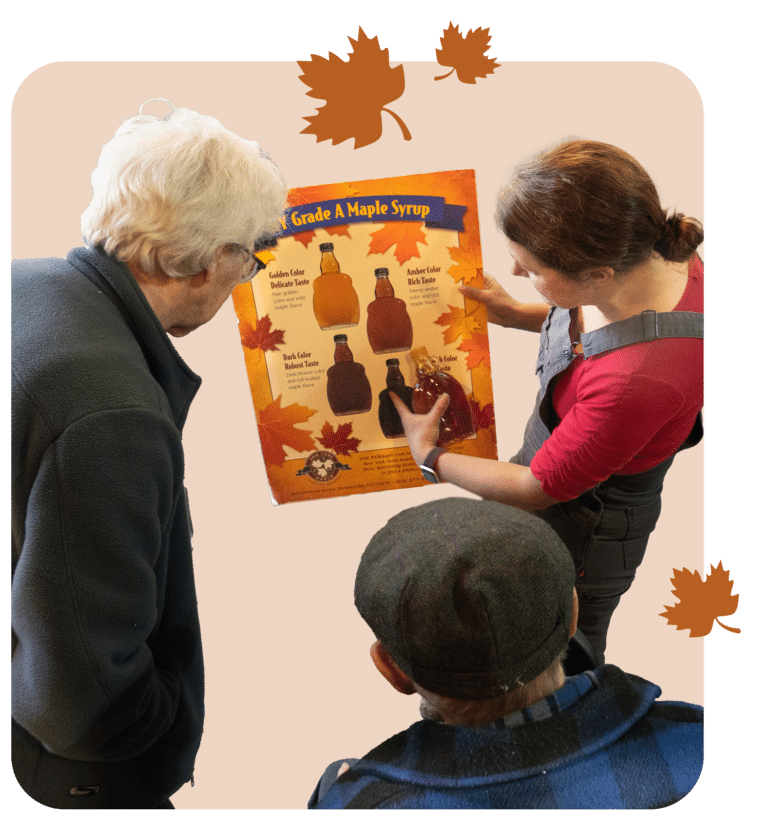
569,588,579,639
584,266,614,284
187,270,210,288
190,246,228,288
370,640,417,695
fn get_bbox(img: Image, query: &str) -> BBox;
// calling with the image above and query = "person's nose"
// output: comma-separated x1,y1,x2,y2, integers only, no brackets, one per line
511,260,528,278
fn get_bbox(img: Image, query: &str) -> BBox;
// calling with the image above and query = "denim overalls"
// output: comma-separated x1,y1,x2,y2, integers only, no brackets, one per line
514,306,703,664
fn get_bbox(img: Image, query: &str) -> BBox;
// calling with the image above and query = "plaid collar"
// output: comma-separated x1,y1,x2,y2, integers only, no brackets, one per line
491,670,600,730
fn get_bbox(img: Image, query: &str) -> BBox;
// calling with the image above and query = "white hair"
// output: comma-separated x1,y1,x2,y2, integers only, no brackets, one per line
81,100,287,278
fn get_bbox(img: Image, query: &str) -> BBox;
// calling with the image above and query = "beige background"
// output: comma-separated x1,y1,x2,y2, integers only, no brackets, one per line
13,62,704,810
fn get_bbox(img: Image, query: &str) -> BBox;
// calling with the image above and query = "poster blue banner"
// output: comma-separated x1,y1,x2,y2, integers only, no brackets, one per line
278,196,466,237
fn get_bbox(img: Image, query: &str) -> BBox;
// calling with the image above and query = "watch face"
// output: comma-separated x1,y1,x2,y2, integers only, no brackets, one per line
420,465,439,484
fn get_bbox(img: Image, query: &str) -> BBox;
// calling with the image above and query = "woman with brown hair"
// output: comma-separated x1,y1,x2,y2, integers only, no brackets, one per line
392,140,703,664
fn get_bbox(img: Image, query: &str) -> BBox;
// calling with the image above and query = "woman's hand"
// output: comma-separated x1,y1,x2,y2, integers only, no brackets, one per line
459,275,549,333
389,392,450,466
391,390,555,511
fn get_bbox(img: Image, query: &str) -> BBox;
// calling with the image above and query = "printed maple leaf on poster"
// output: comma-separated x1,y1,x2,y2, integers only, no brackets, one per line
238,315,286,353
457,331,490,369
287,183,359,209
659,562,741,637
469,397,495,430
369,222,428,265
257,396,317,466
290,223,352,250
298,28,412,149
446,242,484,287
290,231,316,249
254,249,276,269
316,421,361,456
435,304,482,346
434,22,500,84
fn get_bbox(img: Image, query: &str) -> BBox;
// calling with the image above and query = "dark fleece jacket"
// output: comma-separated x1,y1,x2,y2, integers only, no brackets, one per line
11,247,204,808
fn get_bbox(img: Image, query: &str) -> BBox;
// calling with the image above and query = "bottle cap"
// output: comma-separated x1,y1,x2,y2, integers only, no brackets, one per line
333,334,348,343
374,268,390,277
385,358,400,367
319,242,334,252
410,346,435,373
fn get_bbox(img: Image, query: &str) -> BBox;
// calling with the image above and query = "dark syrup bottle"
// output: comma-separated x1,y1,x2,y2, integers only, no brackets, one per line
366,268,413,354
326,334,372,416
377,358,414,438
410,346,475,446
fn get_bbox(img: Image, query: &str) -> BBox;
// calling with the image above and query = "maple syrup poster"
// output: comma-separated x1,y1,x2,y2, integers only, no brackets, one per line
232,169,497,504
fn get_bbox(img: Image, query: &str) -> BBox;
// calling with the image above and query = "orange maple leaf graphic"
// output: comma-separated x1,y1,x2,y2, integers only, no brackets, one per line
254,249,276,269
238,315,286,353
434,22,500,84
659,561,741,637
289,224,351,249
291,230,316,249
368,222,428,265
316,420,361,456
457,331,490,369
326,224,352,238
257,395,317,466
435,305,482,345
446,242,484,285
287,183,359,208
298,28,412,149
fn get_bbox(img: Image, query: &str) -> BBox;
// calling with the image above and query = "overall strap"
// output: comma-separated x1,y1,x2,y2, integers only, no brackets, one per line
581,310,703,358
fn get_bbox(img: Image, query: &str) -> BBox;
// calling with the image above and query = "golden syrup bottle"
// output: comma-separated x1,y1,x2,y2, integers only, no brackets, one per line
410,347,475,446
326,334,372,416
377,358,413,438
366,268,414,354
312,243,360,330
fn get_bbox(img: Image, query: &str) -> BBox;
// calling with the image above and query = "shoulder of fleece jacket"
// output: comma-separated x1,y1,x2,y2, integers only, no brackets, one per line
12,256,170,438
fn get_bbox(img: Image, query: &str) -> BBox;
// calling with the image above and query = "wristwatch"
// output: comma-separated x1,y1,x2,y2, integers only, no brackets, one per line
420,447,446,484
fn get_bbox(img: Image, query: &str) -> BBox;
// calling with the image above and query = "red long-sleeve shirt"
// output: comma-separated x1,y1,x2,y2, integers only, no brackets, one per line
530,255,703,502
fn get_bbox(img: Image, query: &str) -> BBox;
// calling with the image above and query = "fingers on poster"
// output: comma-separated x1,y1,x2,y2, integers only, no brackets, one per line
298,24,499,150
660,562,741,637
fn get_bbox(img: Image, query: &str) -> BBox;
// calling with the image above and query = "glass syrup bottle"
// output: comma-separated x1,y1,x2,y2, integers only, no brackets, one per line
366,268,413,354
410,346,475,446
312,243,360,330
326,334,372,416
377,358,414,438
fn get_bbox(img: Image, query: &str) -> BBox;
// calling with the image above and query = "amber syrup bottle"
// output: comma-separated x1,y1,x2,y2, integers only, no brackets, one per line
377,358,413,438
326,334,372,416
312,243,360,330
410,347,475,446
366,268,413,354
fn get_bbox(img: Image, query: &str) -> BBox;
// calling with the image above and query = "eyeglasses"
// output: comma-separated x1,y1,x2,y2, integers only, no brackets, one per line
232,245,263,283
231,235,278,284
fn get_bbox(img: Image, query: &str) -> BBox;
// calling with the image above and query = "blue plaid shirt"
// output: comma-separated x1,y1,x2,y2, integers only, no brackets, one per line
309,665,703,809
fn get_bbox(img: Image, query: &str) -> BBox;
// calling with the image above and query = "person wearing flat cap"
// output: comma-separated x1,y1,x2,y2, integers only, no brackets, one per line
308,497,703,810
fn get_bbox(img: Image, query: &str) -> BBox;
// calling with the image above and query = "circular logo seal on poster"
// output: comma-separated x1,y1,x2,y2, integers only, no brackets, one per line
296,451,349,483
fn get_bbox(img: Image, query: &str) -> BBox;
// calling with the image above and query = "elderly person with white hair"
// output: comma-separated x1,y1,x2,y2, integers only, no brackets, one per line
11,100,286,809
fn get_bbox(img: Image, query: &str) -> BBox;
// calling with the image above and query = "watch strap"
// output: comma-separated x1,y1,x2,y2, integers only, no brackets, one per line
422,447,446,474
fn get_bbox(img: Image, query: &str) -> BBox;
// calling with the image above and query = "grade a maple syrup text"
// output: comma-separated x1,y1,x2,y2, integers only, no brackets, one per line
283,199,432,229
